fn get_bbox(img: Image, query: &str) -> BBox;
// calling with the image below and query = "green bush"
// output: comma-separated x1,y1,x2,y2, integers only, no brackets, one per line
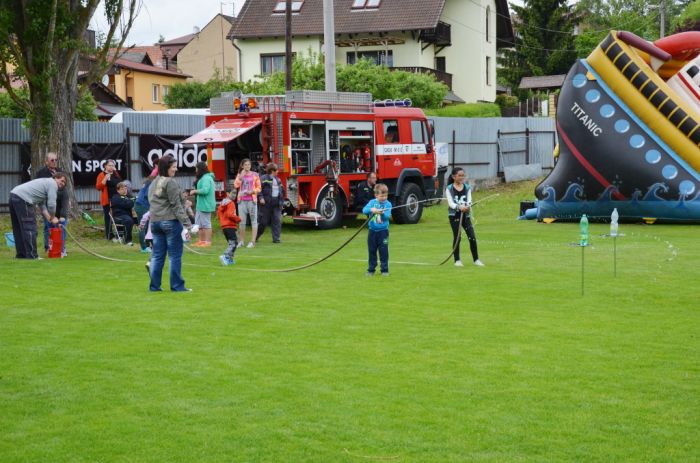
424,103,501,118
495,94,519,110
0,87,97,121
165,54,448,109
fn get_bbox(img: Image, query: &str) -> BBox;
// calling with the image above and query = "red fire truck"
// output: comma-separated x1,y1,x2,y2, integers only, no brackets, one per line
182,90,438,229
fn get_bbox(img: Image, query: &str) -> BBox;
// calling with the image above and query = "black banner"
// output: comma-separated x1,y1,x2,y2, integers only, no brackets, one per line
20,143,128,186
138,134,208,176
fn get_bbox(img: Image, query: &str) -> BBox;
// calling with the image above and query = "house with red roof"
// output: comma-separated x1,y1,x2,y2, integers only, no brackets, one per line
227,0,513,103
102,56,191,111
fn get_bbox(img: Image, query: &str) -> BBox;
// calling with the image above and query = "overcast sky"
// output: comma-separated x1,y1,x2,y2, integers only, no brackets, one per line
91,0,245,47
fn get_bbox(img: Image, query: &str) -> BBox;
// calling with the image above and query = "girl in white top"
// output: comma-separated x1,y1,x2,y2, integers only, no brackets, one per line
445,167,484,267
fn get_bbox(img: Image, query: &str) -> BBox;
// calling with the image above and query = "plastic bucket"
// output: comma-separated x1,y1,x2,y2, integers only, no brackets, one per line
5,232,15,247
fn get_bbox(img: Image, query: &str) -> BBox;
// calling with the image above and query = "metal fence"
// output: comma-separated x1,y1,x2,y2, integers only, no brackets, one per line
0,114,205,212
432,116,556,181
123,112,205,193
1,114,556,211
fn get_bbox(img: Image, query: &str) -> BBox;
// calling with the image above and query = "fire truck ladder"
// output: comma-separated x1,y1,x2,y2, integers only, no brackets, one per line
261,96,284,168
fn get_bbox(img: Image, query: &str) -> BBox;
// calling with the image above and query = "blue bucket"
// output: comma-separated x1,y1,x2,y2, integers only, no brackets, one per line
5,232,15,247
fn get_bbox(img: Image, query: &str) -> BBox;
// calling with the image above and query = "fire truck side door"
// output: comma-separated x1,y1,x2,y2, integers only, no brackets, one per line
410,119,434,177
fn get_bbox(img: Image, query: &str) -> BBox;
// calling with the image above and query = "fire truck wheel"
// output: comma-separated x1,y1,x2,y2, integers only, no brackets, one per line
316,190,344,229
392,182,424,224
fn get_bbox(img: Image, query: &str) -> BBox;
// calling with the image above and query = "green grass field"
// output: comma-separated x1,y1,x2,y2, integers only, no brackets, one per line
1,179,698,462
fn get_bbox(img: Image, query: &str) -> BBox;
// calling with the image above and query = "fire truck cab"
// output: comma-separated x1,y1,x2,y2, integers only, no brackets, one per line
183,90,438,229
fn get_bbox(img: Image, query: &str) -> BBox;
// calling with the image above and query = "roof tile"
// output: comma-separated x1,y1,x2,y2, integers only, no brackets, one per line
229,0,445,39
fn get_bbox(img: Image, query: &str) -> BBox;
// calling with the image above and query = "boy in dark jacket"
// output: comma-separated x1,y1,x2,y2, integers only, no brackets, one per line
217,193,241,266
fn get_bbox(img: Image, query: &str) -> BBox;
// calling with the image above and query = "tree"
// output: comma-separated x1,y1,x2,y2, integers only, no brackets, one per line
573,0,660,57
510,0,578,77
497,34,530,99
164,73,246,109
0,87,97,121
0,0,139,213
672,0,700,32
165,53,447,110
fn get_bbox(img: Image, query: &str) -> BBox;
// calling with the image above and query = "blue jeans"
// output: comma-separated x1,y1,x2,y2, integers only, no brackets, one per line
367,228,389,274
149,220,186,291
43,217,67,253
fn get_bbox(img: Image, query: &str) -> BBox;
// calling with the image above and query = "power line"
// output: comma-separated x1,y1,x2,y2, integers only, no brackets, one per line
442,14,578,52
443,5,659,54
466,0,660,36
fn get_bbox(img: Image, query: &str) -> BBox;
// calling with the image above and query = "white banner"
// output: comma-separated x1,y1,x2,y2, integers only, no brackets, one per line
376,144,428,155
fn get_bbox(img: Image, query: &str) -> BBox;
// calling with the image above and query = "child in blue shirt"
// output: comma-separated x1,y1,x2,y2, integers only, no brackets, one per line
362,183,392,276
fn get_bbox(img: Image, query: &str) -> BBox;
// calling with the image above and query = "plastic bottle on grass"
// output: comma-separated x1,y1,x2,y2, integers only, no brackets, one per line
610,208,619,237
81,211,96,225
579,214,589,246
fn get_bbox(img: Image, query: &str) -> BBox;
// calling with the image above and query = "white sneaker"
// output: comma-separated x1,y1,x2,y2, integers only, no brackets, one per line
237,241,244,248
454,260,464,267
474,259,485,267
247,242,255,248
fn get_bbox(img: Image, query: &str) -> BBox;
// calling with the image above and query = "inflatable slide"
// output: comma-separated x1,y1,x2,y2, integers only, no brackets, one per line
533,30,700,221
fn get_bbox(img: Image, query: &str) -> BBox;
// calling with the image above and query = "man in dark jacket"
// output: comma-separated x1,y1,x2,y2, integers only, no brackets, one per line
35,152,69,256
256,162,286,243
354,172,377,211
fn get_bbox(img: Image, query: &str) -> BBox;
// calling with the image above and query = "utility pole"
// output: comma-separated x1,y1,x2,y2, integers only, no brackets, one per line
221,2,235,76
660,0,666,38
323,0,336,92
285,0,293,90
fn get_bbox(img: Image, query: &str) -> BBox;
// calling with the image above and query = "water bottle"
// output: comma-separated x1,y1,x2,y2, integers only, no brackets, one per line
579,214,589,246
610,208,619,237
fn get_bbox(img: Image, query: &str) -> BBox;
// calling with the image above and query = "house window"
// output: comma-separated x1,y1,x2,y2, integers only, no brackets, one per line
486,56,491,86
162,85,170,100
411,120,428,144
352,0,381,9
260,54,287,74
152,84,159,103
435,56,446,73
273,1,304,13
347,50,393,66
486,6,491,43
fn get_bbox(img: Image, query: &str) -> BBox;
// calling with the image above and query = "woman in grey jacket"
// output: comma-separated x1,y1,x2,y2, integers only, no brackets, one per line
147,156,193,292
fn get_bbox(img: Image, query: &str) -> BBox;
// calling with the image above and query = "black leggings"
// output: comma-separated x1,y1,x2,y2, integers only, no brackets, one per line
449,214,478,262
